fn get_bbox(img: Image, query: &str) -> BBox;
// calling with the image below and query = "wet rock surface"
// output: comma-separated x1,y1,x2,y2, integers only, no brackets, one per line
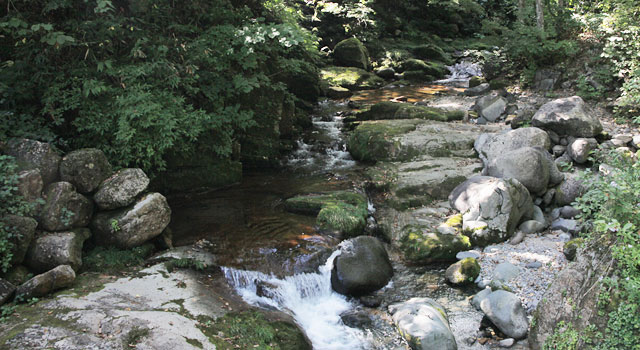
331,236,393,296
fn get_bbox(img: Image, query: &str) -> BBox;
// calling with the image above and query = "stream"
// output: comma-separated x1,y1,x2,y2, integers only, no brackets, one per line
171,62,490,350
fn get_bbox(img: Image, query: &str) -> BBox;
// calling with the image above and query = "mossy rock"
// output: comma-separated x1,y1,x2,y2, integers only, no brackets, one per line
321,66,384,91
356,102,464,123
411,44,449,63
489,78,509,90
284,191,368,237
563,238,584,261
444,214,463,228
469,76,486,88
398,59,447,79
346,120,419,163
445,257,480,285
403,70,435,82
333,37,371,70
400,225,472,264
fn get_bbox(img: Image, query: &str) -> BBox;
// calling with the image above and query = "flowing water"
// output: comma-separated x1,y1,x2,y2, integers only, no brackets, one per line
171,63,490,349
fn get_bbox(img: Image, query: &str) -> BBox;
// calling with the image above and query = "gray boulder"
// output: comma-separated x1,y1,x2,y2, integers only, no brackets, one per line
534,69,561,91
5,138,61,186
567,138,598,164
25,229,91,273
464,83,490,96
555,173,586,206
17,169,43,202
551,218,580,235
519,220,546,234
375,67,396,80
480,290,528,339
560,206,581,219
40,182,93,231
0,214,38,266
486,147,553,195
474,94,507,122
0,278,15,306
475,127,551,166
15,265,76,299
389,298,457,350
333,37,370,70
93,168,150,210
532,96,603,137
471,287,492,310
445,257,480,285
331,236,393,296
450,176,533,245
59,148,112,193
91,192,171,248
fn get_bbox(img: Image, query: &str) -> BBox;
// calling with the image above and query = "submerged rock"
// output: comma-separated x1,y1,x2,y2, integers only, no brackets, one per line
93,168,150,210
480,290,528,339
532,96,603,137
15,264,76,299
25,229,91,273
59,148,112,193
5,138,61,186
39,182,94,231
331,236,393,296
91,192,171,248
389,298,458,350
449,176,533,245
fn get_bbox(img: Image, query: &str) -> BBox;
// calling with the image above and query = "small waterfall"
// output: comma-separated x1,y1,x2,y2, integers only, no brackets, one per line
222,246,370,349
436,61,483,86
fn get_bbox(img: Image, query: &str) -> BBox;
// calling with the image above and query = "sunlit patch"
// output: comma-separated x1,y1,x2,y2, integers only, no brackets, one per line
351,84,463,105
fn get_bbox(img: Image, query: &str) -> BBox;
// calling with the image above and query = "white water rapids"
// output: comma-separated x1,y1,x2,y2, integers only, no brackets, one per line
222,245,371,349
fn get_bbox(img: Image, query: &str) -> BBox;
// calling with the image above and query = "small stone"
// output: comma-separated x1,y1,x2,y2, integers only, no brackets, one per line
499,338,515,347
560,206,580,219
551,218,579,234
509,231,525,245
552,145,566,157
456,250,481,260
519,220,546,235
445,258,480,285
526,261,543,269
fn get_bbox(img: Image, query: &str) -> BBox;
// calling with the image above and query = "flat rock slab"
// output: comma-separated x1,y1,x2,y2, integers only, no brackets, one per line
1,263,227,349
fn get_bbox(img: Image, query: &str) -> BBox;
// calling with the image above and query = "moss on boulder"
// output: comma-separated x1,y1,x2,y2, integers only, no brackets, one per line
400,225,472,264
445,257,480,285
355,101,465,123
321,66,384,91
284,191,368,237
333,37,370,70
398,59,447,79
346,120,420,163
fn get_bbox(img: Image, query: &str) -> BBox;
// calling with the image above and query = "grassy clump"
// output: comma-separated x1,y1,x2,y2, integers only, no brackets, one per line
197,311,310,350
82,244,155,273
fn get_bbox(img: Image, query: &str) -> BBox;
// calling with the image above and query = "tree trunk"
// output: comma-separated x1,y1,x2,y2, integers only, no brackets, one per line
535,0,545,36
518,0,526,23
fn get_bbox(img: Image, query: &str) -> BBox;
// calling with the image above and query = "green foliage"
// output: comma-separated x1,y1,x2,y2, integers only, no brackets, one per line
0,0,319,175
504,24,579,69
543,321,580,350
0,155,34,273
82,244,155,273
164,258,207,273
573,150,640,349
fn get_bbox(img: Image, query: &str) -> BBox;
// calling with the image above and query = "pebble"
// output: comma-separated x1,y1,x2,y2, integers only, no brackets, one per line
509,231,525,245
499,338,515,347
526,261,542,269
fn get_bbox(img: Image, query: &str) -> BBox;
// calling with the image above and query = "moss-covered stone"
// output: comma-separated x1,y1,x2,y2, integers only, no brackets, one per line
355,102,464,123
469,76,486,88
347,120,419,163
563,238,584,261
333,37,370,70
445,257,480,285
411,44,449,63
321,66,384,90
398,59,447,79
444,214,463,229
400,225,472,264
197,311,311,350
284,191,368,237
403,70,435,82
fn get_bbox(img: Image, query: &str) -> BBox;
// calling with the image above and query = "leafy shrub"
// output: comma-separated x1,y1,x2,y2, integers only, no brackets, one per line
504,24,579,69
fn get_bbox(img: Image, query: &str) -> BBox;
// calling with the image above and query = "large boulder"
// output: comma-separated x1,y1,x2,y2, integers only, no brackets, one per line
474,93,507,122
25,229,91,273
5,138,61,186
16,169,43,202
0,214,38,266
331,236,393,296
532,96,603,137
475,127,551,166
388,298,457,350
449,176,533,245
0,278,15,306
399,59,447,79
93,168,150,210
15,264,76,299
91,193,171,248
333,37,370,70
59,148,112,194
486,147,555,195
480,290,529,339
40,182,94,231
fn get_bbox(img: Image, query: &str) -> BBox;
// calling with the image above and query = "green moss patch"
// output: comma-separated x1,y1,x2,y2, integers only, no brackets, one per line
355,102,464,123
82,244,155,274
346,120,419,163
197,311,311,350
398,59,447,79
400,225,471,264
320,66,384,91
284,191,368,237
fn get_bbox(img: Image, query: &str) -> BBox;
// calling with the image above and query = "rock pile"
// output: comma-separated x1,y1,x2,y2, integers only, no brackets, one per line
1,139,171,305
